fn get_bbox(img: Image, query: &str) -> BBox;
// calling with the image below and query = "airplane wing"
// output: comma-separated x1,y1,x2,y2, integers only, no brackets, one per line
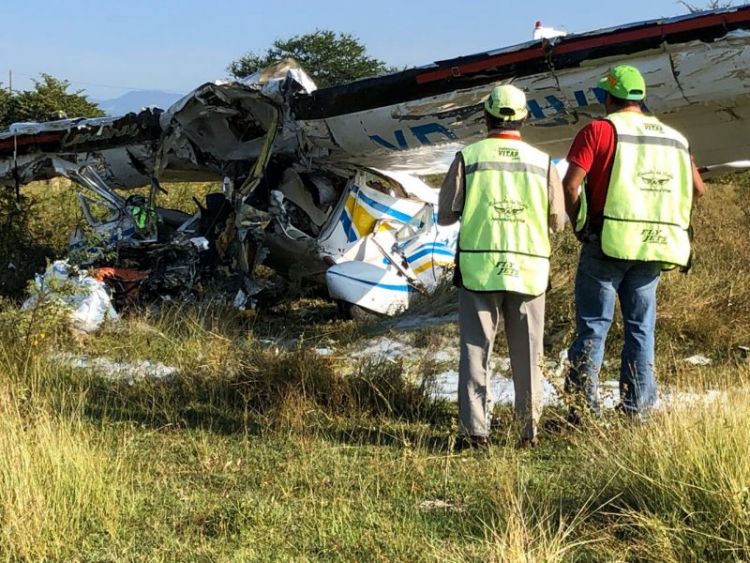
294,4,750,173
1,5,749,188
0,109,161,189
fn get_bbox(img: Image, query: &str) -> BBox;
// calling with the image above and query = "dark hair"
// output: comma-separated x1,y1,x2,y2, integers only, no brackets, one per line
606,92,642,110
485,111,524,131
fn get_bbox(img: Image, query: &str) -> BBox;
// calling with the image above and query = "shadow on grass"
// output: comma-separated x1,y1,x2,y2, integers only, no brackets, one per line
75,349,456,442
320,422,455,452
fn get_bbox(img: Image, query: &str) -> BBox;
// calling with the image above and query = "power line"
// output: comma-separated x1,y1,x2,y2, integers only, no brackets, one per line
9,70,187,95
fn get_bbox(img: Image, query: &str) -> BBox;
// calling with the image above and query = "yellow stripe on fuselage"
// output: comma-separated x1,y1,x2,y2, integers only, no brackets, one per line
347,194,378,237
413,259,453,275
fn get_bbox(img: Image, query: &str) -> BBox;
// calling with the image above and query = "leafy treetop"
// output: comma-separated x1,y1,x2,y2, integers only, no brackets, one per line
228,30,393,88
0,74,103,130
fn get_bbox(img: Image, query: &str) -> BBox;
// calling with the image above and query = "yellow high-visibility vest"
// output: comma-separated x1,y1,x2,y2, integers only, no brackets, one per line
459,137,551,295
601,111,693,267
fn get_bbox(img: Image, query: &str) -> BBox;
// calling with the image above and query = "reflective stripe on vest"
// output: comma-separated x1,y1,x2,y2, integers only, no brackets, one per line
459,138,551,295
601,112,693,267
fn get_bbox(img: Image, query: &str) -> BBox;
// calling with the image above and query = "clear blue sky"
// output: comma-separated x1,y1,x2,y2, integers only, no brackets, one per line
2,0,708,99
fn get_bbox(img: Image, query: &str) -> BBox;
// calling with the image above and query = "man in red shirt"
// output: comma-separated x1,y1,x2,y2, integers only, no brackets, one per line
562,64,705,419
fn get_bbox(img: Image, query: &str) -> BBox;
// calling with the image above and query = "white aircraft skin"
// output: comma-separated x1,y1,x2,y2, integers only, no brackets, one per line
298,16,750,173
1,6,749,315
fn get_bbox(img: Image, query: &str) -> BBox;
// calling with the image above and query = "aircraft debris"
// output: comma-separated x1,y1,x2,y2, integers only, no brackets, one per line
533,20,567,40
684,354,713,366
1,6,749,316
23,260,118,333
49,165,243,309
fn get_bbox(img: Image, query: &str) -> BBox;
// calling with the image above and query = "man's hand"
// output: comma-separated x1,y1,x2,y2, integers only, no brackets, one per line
563,163,587,226
691,156,706,200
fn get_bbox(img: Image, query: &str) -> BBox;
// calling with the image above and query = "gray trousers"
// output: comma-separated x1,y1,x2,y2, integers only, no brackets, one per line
458,288,545,439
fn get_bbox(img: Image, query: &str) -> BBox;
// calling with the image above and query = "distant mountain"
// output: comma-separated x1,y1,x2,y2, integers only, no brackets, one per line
95,90,185,116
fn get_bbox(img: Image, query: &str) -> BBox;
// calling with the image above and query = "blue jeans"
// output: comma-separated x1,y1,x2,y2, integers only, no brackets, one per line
565,242,661,415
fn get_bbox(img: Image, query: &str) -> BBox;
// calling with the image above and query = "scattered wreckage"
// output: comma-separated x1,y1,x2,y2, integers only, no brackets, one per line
1,6,749,316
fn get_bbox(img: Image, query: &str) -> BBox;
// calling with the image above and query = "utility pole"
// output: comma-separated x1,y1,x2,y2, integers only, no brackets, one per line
8,69,11,93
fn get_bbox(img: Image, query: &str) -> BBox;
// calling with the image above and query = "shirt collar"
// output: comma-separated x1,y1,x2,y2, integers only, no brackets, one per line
487,130,522,140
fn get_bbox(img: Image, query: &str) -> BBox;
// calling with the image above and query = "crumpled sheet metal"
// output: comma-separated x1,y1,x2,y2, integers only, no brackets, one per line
156,81,281,182
0,109,161,189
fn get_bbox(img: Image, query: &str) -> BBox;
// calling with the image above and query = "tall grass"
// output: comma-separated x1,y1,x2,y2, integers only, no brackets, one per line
0,175,748,559
0,407,127,559
0,366,131,560
0,309,131,560
573,387,750,561
1,298,750,559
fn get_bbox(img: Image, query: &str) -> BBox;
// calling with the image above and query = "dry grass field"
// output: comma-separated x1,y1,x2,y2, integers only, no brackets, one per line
0,173,748,560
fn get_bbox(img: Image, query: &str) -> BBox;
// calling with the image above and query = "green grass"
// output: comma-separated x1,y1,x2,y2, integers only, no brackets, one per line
0,174,748,560
1,297,749,561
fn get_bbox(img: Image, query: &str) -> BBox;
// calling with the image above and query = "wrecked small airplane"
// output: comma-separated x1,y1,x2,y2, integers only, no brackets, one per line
1,6,749,315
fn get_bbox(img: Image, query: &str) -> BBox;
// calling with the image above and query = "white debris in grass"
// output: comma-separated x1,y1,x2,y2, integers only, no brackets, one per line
387,313,458,331
419,499,463,511
342,331,730,411
52,352,177,384
432,370,562,406
432,350,455,362
684,354,713,366
351,336,421,361
430,371,730,411
23,260,118,333
546,349,570,379
350,335,468,364
599,380,620,410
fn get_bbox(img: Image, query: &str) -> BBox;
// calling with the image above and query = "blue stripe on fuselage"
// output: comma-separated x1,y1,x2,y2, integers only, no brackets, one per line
327,270,413,292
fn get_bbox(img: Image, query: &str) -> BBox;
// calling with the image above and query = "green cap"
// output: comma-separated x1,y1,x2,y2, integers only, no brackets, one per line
484,84,528,121
597,65,646,101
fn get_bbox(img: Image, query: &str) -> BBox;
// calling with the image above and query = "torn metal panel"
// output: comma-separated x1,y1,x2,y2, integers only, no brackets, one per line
240,57,318,100
157,82,282,183
0,110,161,189
668,31,750,104
277,169,329,227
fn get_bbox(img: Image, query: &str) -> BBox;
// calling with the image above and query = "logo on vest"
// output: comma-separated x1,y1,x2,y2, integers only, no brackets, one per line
638,170,673,192
495,260,520,277
644,123,664,134
641,228,668,244
492,200,526,222
497,148,520,160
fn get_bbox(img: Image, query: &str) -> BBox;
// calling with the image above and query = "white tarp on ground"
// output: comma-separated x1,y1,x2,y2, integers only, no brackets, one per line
23,260,118,333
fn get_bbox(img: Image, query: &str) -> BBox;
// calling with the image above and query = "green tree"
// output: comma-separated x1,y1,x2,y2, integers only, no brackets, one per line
0,74,103,130
228,30,392,88
0,87,11,129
